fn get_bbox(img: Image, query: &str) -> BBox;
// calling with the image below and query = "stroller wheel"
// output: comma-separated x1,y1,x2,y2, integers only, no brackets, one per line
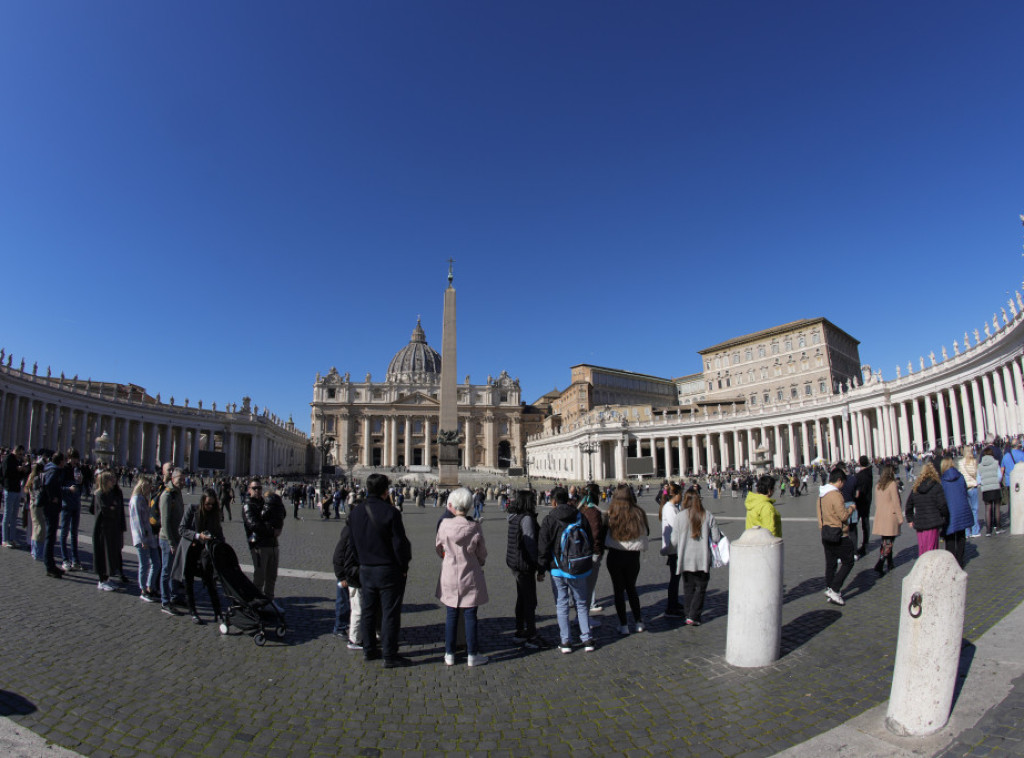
219,621,229,635
253,632,266,647
275,625,286,639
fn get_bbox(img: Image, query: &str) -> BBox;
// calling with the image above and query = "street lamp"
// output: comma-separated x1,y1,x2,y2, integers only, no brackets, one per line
579,437,598,482
317,433,333,493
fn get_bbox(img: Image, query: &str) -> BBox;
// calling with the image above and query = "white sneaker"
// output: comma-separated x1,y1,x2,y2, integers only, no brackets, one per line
62,561,73,572
97,581,115,592
444,653,455,666
825,588,845,606
467,654,488,667
635,622,646,633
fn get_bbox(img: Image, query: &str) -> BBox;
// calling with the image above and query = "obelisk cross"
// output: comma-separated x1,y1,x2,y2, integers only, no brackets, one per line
447,258,455,286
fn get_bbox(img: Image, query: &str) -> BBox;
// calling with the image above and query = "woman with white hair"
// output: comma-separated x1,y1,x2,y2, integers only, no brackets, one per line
435,487,489,666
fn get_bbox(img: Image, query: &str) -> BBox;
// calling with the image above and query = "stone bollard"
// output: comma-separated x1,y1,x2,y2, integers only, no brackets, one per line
886,550,968,736
725,528,783,667
1010,465,1024,536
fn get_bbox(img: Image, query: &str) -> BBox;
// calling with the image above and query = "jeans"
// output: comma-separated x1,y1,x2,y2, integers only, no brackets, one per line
347,586,363,645
512,569,538,637
666,554,682,612
59,504,81,564
359,565,406,660
550,573,591,645
445,605,479,655
136,544,162,592
823,536,855,593
3,490,21,545
159,538,179,604
968,487,980,536
606,548,643,626
587,554,603,609
334,581,351,634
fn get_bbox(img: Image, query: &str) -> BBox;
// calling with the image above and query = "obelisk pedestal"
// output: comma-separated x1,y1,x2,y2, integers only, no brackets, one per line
437,265,460,488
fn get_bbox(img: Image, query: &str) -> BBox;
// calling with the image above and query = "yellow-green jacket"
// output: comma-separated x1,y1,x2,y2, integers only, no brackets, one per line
744,492,782,537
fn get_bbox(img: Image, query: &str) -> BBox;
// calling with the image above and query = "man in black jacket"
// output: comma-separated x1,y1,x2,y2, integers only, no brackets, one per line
243,480,286,600
348,473,412,668
853,456,874,558
1,445,27,547
332,516,363,651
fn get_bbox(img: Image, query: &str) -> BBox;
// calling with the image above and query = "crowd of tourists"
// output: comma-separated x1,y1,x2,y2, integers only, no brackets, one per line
2,436,1022,667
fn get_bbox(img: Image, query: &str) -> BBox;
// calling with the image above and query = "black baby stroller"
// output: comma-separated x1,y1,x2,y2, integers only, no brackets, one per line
207,540,287,646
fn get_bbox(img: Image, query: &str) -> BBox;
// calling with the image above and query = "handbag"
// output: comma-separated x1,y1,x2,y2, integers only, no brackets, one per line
818,498,843,545
710,532,730,568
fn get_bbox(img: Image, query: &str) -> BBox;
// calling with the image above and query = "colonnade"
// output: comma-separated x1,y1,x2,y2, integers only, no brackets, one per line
527,296,1024,480
0,369,308,477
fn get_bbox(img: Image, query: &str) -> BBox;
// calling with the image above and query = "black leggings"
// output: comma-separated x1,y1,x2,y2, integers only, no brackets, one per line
184,546,221,616
606,548,643,626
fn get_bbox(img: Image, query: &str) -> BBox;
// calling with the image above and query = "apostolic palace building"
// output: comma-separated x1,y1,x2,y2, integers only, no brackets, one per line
525,285,1024,481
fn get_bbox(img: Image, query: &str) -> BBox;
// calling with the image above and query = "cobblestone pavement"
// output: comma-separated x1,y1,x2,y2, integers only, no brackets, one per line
1,485,1023,757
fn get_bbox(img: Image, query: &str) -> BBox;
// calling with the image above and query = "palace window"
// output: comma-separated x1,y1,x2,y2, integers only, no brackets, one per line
819,381,827,393
798,336,806,348
812,333,821,345
784,339,793,351
790,386,798,399
805,384,812,396
771,343,779,355
327,388,336,399
732,352,740,365
745,348,753,361
758,346,766,358
776,389,784,401
763,393,770,404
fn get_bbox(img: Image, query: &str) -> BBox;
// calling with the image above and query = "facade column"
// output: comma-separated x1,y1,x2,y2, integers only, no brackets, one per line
381,418,390,466
1012,361,1024,435
26,401,39,451
362,418,371,466
404,416,413,467
910,398,923,453
981,373,997,440
948,388,962,448
664,437,673,478
691,435,700,474
424,417,432,468
677,434,685,475
1000,365,1019,433
991,370,1009,437
116,418,129,464
390,417,399,467
190,428,201,471
704,433,714,473
463,417,473,469
936,392,949,449
735,430,745,470
922,394,937,451
174,425,186,468
971,378,988,440
959,383,974,444
484,415,496,468
614,439,625,481
718,433,729,471
841,411,852,461
47,404,59,450
786,423,796,467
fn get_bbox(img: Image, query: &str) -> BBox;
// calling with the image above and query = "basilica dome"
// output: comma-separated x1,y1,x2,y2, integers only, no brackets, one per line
386,319,442,383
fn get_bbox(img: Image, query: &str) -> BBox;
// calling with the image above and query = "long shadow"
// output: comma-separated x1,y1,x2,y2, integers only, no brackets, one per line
952,638,977,709
780,609,842,655
0,691,37,717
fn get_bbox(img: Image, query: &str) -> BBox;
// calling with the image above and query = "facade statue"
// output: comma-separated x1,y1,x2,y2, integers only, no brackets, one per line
984,323,991,338
46,366,51,378
974,329,981,344
953,340,960,355
32,362,37,374
920,356,925,371
908,361,913,375
929,351,936,366
941,346,948,361
896,365,901,378
1002,307,1009,324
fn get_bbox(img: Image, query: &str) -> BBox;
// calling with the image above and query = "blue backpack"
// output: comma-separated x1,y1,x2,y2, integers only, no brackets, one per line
553,515,594,578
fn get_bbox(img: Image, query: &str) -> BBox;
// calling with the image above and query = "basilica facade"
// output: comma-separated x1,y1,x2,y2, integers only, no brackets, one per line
310,320,531,473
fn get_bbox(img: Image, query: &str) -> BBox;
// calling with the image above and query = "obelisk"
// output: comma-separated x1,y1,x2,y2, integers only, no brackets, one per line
437,259,460,487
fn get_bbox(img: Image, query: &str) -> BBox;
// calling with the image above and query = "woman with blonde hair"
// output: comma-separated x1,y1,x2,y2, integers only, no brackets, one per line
905,462,949,557
871,465,903,576
604,484,649,635
960,448,980,537
92,470,126,591
24,462,44,561
670,488,722,626
128,476,160,602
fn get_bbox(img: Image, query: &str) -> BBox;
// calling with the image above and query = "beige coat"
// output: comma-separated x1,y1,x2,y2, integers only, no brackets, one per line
871,481,903,537
817,486,853,535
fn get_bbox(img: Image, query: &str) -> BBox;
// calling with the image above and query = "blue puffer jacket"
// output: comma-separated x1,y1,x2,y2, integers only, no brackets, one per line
941,467,974,535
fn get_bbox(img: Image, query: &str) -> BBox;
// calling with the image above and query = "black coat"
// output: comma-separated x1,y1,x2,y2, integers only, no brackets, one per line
905,478,949,532
93,487,125,579
332,519,360,588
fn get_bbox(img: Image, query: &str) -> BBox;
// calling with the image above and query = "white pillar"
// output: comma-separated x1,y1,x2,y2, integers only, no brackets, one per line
910,398,924,453
960,384,974,444
725,528,783,667
948,388,962,448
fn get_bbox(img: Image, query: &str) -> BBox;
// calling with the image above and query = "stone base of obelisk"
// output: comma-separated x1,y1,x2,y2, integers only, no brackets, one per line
438,443,460,489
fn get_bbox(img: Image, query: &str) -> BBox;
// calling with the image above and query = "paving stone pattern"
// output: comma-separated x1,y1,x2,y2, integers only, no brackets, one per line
1,485,1022,756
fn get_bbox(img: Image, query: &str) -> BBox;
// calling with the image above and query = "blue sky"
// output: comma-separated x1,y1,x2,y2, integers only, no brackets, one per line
2,1,1022,430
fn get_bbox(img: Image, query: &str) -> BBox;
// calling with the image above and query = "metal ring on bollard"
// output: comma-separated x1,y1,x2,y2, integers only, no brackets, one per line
908,592,923,618
1016,482,1020,493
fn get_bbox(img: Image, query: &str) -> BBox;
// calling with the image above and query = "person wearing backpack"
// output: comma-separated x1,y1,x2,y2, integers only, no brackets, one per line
539,487,596,654
605,484,650,635
40,452,69,578
578,483,606,618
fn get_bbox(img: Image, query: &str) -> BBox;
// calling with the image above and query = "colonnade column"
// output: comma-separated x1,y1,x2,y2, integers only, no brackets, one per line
404,416,413,467
614,439,625,480
936,392,949,449
909,399,923,453
463,418,473,469
362,418,371,466
424,417,432,468
922,395,937,451
981,374,998,439
786,424,796,467
992,370,1009,436
960,384,974,444
664,437,673,478
948,389,962,448
677,435,685,476
1012,361,1024,434
1000,365,1019,433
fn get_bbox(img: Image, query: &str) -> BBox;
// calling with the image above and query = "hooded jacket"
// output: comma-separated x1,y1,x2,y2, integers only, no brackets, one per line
977,454,1002,493
435,516,488,607
538,502,593,573
745,492,782,537
940,467,974,535
905,478,949,532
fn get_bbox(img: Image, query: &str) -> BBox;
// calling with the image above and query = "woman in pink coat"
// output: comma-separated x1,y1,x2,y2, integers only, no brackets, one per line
435,487,489,667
